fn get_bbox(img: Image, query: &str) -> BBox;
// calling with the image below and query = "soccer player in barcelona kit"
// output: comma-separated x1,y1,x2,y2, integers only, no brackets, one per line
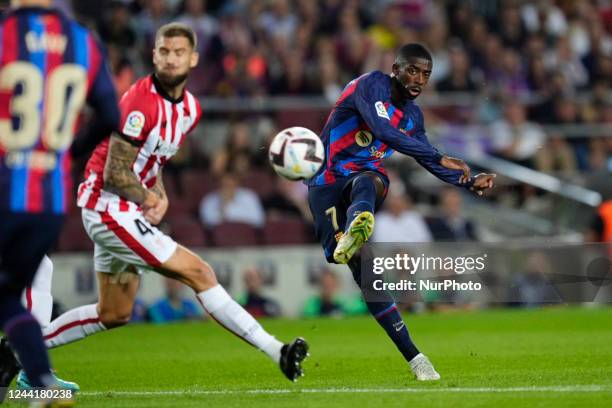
2,22,309,390
0,0,120,402
307,44,495,380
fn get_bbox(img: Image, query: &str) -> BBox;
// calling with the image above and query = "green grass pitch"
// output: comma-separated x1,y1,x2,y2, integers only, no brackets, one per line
5,307,612,407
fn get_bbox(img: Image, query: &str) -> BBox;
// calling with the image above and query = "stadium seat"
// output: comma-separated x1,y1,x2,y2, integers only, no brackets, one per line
167,215,207,247
165,189,193,217
210,222,259,247
262,218,310,245
57,214,93,252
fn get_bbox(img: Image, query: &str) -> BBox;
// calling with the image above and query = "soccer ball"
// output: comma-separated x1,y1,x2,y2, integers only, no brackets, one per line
268,127,325,181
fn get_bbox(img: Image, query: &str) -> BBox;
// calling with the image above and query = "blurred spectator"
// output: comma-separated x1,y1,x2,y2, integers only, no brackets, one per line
436,41,478,93
263,177,312,222
495,1,528,49
534,134,577,176
581,21,612,86
177,0,218,40
551,97,590,170
315,54,343,103
199,173,265,228
257,0,298,42
490,100,545,167
544,36,589,90
131,297,149,323
367,4,405,51
497,48,529,96
425,21,450,84
372,193,432,243
148,278,203,324
526,54,548,93
508,251,561,307
98,1,137,51
211,121,257,177
302,269,366,317
177,0,222,94
134,0,172,69
239,267,281,317
107,45,136,97
428,188,478,241
521,0,568,38
335,5,371,77
270,50,317,95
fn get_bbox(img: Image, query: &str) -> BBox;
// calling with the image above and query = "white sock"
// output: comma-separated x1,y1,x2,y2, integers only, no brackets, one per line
43,304,106,349
22,255,54,327
197,285,283,363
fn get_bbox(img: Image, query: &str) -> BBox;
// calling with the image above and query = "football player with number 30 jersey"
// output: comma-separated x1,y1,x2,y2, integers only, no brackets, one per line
0,0,119,402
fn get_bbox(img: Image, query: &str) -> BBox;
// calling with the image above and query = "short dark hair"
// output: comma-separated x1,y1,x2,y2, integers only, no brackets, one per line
395,43,432,66
155,22,197,49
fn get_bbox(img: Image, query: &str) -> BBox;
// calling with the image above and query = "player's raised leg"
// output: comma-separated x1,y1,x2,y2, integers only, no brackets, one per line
333,173,380,264
158,245,309,381
309,176,439,381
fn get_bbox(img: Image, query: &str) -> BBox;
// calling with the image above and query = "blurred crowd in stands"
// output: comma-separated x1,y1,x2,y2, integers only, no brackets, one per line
14,0,608,247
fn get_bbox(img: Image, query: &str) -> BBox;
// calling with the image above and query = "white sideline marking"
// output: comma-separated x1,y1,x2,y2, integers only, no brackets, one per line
80,385,612,397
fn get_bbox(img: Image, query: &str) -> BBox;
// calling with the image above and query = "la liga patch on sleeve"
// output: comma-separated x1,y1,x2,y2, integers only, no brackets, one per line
375,101,390,120
123,111,146,138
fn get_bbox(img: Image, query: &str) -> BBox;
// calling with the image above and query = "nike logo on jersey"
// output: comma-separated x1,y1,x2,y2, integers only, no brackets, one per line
393,321,405,332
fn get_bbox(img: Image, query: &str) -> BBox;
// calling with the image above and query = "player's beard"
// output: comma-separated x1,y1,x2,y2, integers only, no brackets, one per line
155,70,189,89
391,76,413,102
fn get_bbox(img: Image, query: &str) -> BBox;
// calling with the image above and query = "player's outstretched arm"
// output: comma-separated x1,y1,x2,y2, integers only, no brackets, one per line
103,134,159,210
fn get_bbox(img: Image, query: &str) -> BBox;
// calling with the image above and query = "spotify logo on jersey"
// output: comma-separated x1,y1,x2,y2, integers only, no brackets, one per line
355,130,373,147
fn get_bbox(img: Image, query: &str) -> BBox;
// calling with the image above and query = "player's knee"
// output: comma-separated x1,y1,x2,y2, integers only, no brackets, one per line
98,307,132,328
185,259,218,292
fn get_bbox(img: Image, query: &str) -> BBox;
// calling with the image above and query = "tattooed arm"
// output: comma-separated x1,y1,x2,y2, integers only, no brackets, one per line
103,134,159,209
149,168,166,199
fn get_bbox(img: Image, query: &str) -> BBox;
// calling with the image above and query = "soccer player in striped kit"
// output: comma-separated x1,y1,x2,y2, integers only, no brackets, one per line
0,0,119,403
307,44,495,381
14,22,308,386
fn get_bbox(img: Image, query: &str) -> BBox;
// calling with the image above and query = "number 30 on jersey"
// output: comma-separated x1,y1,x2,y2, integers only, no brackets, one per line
0,61,87,152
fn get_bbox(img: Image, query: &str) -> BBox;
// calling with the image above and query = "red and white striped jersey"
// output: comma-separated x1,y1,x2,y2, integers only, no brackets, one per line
77,75,201,212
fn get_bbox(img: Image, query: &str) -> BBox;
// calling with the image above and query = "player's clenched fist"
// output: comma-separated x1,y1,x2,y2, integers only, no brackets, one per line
470,173,496,196
142,191,167,225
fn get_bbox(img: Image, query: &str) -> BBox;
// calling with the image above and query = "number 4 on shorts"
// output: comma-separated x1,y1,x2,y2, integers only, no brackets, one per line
134,219,153,236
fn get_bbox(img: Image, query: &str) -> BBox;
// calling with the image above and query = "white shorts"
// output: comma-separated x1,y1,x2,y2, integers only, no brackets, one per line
81,207,177,274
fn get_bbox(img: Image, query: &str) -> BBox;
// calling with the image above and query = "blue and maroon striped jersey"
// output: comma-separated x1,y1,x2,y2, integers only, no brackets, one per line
309,70,466,187
0,6,118,214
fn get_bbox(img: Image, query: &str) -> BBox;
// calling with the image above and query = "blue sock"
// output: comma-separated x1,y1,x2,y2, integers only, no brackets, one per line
345,175,376,229
0,294,52,387
348,254,420,362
